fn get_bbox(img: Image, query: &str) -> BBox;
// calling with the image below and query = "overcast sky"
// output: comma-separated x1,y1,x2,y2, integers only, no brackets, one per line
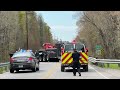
36,11,79,42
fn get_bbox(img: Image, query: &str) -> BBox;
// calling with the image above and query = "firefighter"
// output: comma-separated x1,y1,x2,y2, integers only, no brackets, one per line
35,50,40,60
72,48,81,76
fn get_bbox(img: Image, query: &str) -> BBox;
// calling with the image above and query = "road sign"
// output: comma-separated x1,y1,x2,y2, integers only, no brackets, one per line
95,45,102,50
96,50,101,55
72,39,76,44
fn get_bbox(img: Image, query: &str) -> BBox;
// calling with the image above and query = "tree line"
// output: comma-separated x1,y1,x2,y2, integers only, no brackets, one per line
0,11,53,63
75,11,120,59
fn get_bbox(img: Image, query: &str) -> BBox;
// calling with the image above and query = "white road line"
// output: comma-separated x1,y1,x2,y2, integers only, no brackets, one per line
89,65,109,79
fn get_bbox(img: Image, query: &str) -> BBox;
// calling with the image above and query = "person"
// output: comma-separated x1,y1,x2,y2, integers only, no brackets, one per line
85,46,88,55
35,50,40,60
72,48,81,76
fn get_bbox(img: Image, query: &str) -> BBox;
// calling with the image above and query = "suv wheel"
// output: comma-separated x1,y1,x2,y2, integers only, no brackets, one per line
32,64,36,72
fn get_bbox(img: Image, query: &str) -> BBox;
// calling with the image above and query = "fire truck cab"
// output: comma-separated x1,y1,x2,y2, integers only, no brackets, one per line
61,42,88,72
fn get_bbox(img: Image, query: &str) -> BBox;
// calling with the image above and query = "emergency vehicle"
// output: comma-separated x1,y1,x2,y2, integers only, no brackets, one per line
61,42,88,72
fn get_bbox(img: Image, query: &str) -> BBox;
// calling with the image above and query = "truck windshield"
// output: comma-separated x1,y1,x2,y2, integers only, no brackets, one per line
46,49,57,54
65,44,74,52
75,43,85,52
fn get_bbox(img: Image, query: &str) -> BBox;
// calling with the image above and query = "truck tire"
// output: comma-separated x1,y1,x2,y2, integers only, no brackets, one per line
84,65,88,72
61,65,65,72
45,57,48,62
57,59,59,62
10,69,14,73
16,69,19,72
41,57,43,62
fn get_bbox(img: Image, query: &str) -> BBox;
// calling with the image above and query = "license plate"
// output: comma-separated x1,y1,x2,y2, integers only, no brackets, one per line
17,60,24,62
19,65,23,68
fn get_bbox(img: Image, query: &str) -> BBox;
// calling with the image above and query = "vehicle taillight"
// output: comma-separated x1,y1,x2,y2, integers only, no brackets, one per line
29,57,33,61
10,58,14,63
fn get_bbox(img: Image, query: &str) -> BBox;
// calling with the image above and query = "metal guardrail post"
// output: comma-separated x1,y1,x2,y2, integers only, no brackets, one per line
118,64,120,67
107,64,109,68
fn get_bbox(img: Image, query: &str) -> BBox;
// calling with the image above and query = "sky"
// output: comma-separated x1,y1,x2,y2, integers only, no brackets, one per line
36,11,78,42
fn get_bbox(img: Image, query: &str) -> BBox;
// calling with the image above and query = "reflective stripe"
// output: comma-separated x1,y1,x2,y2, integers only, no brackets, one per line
80,52,88,62
81,57,88,63
68,58,73,63
62,53,68,61
62,52,88,64
82,52,88,60
65,57,72,64
62,53,72,64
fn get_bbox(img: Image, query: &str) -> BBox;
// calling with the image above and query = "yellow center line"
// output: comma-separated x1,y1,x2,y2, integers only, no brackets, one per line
42,63,60,79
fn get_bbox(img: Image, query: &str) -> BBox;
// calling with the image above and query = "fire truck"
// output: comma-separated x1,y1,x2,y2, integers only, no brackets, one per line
61,42,88,72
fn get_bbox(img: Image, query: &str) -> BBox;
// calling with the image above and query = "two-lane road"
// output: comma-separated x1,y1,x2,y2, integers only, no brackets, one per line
0,62,120,79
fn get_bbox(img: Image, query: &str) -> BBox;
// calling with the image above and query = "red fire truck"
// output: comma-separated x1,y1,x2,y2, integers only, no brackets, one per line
61,41,89,72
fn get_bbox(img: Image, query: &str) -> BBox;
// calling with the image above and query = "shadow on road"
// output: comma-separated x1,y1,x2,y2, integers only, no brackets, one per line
14,70,45,74
65,69,86,72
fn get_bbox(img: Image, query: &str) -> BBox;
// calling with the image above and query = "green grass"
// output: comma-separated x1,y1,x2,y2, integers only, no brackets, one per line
0,67,3,74
90,62,120,70
0,66,9,74
104,64,120,69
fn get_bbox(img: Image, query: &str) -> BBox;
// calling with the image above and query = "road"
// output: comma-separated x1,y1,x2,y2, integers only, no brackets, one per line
0,62,120,79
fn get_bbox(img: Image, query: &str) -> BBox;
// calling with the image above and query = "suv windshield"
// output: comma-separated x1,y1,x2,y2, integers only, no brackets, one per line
46,49,57,54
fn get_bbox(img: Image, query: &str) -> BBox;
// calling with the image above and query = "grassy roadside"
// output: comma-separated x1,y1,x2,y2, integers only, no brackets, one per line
104,64,120,70
0,66,9,74
90,62,120,70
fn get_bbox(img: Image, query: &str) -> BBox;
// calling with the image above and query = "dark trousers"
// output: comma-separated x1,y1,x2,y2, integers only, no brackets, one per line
72,61,81,75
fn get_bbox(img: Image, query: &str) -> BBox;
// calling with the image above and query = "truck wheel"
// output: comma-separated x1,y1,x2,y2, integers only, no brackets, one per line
41,57,43,62
10,69,14,73
43,57,45,62
45,57,48,62
61,65,65,72
16,69,19,72
84,65,88,72
57,59,59,62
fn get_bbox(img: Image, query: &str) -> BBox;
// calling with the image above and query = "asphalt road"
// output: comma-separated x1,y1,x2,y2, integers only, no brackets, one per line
0,62,120,79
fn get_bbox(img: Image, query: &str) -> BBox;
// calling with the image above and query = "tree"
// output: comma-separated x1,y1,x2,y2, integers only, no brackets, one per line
76,11,120,59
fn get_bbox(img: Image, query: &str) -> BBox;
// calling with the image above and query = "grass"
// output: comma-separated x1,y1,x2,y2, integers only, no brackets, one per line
90,62,120,70
104,64,120,69
0,67,3,74
0,66,9,74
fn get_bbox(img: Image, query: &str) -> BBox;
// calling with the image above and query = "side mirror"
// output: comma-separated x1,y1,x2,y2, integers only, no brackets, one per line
9,53,13,58
86,49,88,52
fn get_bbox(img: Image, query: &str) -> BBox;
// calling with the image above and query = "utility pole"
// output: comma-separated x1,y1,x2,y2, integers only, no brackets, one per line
26,11,33,50
26,11,28,50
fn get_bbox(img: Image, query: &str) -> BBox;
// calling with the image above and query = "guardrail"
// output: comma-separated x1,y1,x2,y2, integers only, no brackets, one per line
89,57,120,64
0,62,10,68
88,57,120,68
